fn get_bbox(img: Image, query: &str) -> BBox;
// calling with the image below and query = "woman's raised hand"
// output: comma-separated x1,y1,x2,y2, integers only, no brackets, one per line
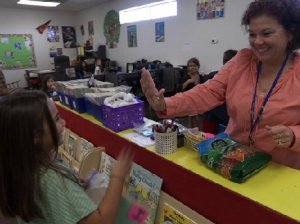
140,68,166,112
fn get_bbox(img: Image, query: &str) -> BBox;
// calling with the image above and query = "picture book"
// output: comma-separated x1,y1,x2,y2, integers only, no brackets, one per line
67,133,78,158
99,152,116,178
159,203,196,224
76,137,94,162
117,162,163,224
99,152,163,224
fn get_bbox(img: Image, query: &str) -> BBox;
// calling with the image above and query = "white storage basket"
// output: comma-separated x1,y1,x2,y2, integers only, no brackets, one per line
154,131,177,154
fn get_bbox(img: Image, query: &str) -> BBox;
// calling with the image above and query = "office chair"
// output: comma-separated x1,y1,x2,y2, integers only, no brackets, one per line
54,55,70,72
0,70,20,96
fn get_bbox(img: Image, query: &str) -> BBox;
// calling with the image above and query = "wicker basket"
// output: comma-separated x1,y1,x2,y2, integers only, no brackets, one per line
154,131,177,154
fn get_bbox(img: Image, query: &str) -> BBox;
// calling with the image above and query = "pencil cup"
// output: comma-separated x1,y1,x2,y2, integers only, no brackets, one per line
154,130,177,154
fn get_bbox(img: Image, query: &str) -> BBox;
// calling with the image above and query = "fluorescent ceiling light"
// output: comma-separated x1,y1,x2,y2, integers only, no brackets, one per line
17,0,61,7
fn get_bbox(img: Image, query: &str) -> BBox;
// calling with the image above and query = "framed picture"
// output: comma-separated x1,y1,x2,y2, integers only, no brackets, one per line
62,26,77,48
88,21,94,35
127,25,137,48
155,22,165,42
197,0,225,20
47,25,59,42
80,24,85,36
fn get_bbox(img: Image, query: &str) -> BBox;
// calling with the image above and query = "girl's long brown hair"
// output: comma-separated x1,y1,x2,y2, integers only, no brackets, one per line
0,90,58,221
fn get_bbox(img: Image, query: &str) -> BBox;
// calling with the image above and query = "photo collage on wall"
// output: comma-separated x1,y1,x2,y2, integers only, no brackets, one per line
36,21,78,58
197,0,225,20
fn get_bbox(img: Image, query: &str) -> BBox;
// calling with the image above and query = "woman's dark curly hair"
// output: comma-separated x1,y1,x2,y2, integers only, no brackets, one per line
241,0,300,51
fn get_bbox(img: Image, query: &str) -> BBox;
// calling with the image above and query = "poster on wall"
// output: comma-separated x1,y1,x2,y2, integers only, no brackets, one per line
103,10,120,49
127,25,137,48
88,21,94,35
0,34,36,69
57,47,63,56
197,0,225,20
49,46,63,58
49,46,57,57
80,24,84,36
47,25,59,42
155,22,165,42
62,26,77,48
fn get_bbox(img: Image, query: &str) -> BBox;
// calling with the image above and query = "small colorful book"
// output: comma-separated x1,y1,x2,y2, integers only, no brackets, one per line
159,203,196,224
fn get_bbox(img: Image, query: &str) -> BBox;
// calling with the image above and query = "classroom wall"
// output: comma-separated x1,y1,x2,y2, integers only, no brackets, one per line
77,0,252,73
0,7,77,87
0,0,252,87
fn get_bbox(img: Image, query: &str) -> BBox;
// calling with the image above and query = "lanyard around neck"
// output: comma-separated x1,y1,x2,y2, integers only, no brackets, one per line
248,54,290,145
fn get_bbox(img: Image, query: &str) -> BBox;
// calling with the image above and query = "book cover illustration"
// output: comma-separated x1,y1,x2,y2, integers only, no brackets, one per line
67,133,78,158
99,152,116,178
99,152,163,224
159,203,196,224
77,138,94,162
115,163,163,224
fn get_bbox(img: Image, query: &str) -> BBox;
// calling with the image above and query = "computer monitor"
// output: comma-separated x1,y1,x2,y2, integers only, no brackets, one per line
119,71,141,95
126,63,136,73
65,67,76,79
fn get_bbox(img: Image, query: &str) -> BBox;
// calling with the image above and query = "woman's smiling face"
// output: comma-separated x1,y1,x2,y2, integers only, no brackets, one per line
248,15,292,64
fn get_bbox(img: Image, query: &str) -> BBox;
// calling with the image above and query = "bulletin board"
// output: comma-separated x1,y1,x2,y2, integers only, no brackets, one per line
0,34,37,69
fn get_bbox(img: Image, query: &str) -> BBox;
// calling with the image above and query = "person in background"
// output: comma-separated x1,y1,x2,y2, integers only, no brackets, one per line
0,90,134,224
223,49,238,65
181,57,202,91
203,49,238,128
42,75,58,100
80,60,89,78
71,55,84,67
71,55,87,79
94,57,103,75
140,0,300,170
181,57,203,128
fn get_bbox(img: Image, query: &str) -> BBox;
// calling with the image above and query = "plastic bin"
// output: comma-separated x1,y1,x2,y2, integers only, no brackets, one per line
102,100,144,132
57,92,65,105
70,96,86,113
85,99,103,122
63,94,73,109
